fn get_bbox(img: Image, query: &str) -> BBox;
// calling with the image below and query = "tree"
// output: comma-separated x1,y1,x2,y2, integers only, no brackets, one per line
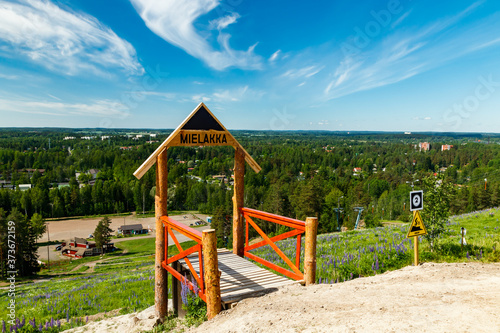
94,216,113,251
421,175,454,251
0,208,40,277
29,213,46,240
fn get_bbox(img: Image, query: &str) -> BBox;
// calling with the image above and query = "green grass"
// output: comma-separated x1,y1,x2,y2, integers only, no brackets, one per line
1,238,200,332
4,209,498,332
250,208,500,284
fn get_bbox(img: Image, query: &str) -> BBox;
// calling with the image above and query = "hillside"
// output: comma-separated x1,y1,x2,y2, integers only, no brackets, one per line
57,262,500,332
187,262,500,333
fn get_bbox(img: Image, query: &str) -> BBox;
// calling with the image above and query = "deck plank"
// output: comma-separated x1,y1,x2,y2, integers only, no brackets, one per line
178,249,300,305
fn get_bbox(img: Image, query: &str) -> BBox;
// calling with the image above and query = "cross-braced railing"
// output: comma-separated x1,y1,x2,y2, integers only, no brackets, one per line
161,216,206,302
241,207,307,281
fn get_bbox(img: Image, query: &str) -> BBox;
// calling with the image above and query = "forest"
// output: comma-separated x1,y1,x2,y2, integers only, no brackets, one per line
0,128,499,236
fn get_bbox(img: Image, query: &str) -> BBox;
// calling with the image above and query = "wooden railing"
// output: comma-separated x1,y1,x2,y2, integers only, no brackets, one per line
160,216,206,302
241,207,310,281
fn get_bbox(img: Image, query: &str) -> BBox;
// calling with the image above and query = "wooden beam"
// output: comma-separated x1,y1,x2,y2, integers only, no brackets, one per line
304,217,318,286
168,130,237,147
133,102,262,179
202,229,221,319
233,147,245,257
155,149,168,319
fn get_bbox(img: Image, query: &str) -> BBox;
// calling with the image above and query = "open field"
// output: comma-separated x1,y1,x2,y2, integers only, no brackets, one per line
39,213,211,243
1,209,499,332
36,213,211,262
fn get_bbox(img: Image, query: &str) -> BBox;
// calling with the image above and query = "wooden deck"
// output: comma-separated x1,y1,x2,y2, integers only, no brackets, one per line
180,249,300,306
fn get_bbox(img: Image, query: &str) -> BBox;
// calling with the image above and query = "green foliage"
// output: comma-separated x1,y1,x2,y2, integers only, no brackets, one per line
421,175,454,251
94,216,113,249
182,291,207,327
0,207,40,277
363,212,382,228
29,213,46,239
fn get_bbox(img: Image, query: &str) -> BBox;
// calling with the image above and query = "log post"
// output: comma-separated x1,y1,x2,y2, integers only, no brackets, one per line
155,149,168,319
304,217,318,286
202,229,221,319
232,147,245,257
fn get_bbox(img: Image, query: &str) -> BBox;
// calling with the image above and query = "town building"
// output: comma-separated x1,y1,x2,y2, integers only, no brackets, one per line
117,224,148,235
60,237,114,258
419,142,430,151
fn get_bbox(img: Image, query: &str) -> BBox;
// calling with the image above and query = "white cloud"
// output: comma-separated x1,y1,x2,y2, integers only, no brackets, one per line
191,94,212,102
130,0,262,71
0,97,130,118
0,73,19,80
187,85,263,104
282,66,323,79
269,50,281,62
0,0,143,76
209,12,240,30
325,2,500,100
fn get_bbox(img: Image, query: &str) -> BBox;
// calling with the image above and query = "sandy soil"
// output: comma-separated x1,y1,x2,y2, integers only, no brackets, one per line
39,213,210,243
61,302,172,333
37,213,211,262
190,262,500,333
61,262,500,333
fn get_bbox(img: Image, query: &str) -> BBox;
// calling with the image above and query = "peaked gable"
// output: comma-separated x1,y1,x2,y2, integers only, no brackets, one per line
133,103,261,179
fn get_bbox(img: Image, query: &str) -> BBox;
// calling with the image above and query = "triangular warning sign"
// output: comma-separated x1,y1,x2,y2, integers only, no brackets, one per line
407,210,427,238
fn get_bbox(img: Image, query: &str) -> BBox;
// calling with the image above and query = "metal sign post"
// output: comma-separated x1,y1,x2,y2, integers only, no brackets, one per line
408,190,425,266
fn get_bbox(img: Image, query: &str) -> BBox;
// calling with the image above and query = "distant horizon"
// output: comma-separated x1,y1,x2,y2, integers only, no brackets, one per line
1,126,500,137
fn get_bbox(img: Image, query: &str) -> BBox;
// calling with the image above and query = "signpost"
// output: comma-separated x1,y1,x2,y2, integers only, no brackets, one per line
408,190,426,266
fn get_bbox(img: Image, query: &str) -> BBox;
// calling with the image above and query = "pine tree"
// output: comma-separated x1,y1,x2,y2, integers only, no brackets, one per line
94,216,113,251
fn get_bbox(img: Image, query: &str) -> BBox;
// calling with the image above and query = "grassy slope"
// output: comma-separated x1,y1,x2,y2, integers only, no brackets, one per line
1,209,498,332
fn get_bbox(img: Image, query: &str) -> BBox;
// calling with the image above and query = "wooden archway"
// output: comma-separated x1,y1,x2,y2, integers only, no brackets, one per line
134,103,261,318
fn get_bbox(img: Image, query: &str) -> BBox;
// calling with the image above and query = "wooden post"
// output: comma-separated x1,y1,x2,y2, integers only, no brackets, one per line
233,147,245,257
171,261,186,317
413,211,419,266
304,217,318,286
202,229,221,319
155,149,168,319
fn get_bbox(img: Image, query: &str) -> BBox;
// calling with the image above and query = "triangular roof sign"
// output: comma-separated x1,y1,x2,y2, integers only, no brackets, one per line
406,210,427,238
133,103,261,179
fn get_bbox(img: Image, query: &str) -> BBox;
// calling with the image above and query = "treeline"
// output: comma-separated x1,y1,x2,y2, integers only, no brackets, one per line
1,130,500,231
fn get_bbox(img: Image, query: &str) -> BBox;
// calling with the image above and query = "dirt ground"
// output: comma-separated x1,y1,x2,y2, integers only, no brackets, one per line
39,213,211,243
61,262,500,333
190,262,500,333
37,213,211,262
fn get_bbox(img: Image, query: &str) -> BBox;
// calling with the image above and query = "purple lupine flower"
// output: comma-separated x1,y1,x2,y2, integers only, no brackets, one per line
180,275,190,306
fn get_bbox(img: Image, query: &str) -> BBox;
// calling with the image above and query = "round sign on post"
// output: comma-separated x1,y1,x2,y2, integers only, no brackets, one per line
410,190,423,211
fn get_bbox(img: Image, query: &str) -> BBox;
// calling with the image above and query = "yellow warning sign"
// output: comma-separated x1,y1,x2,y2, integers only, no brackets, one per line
407,210,427,238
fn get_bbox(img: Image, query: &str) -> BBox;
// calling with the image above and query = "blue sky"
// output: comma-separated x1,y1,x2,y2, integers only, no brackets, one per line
0,0,499,132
